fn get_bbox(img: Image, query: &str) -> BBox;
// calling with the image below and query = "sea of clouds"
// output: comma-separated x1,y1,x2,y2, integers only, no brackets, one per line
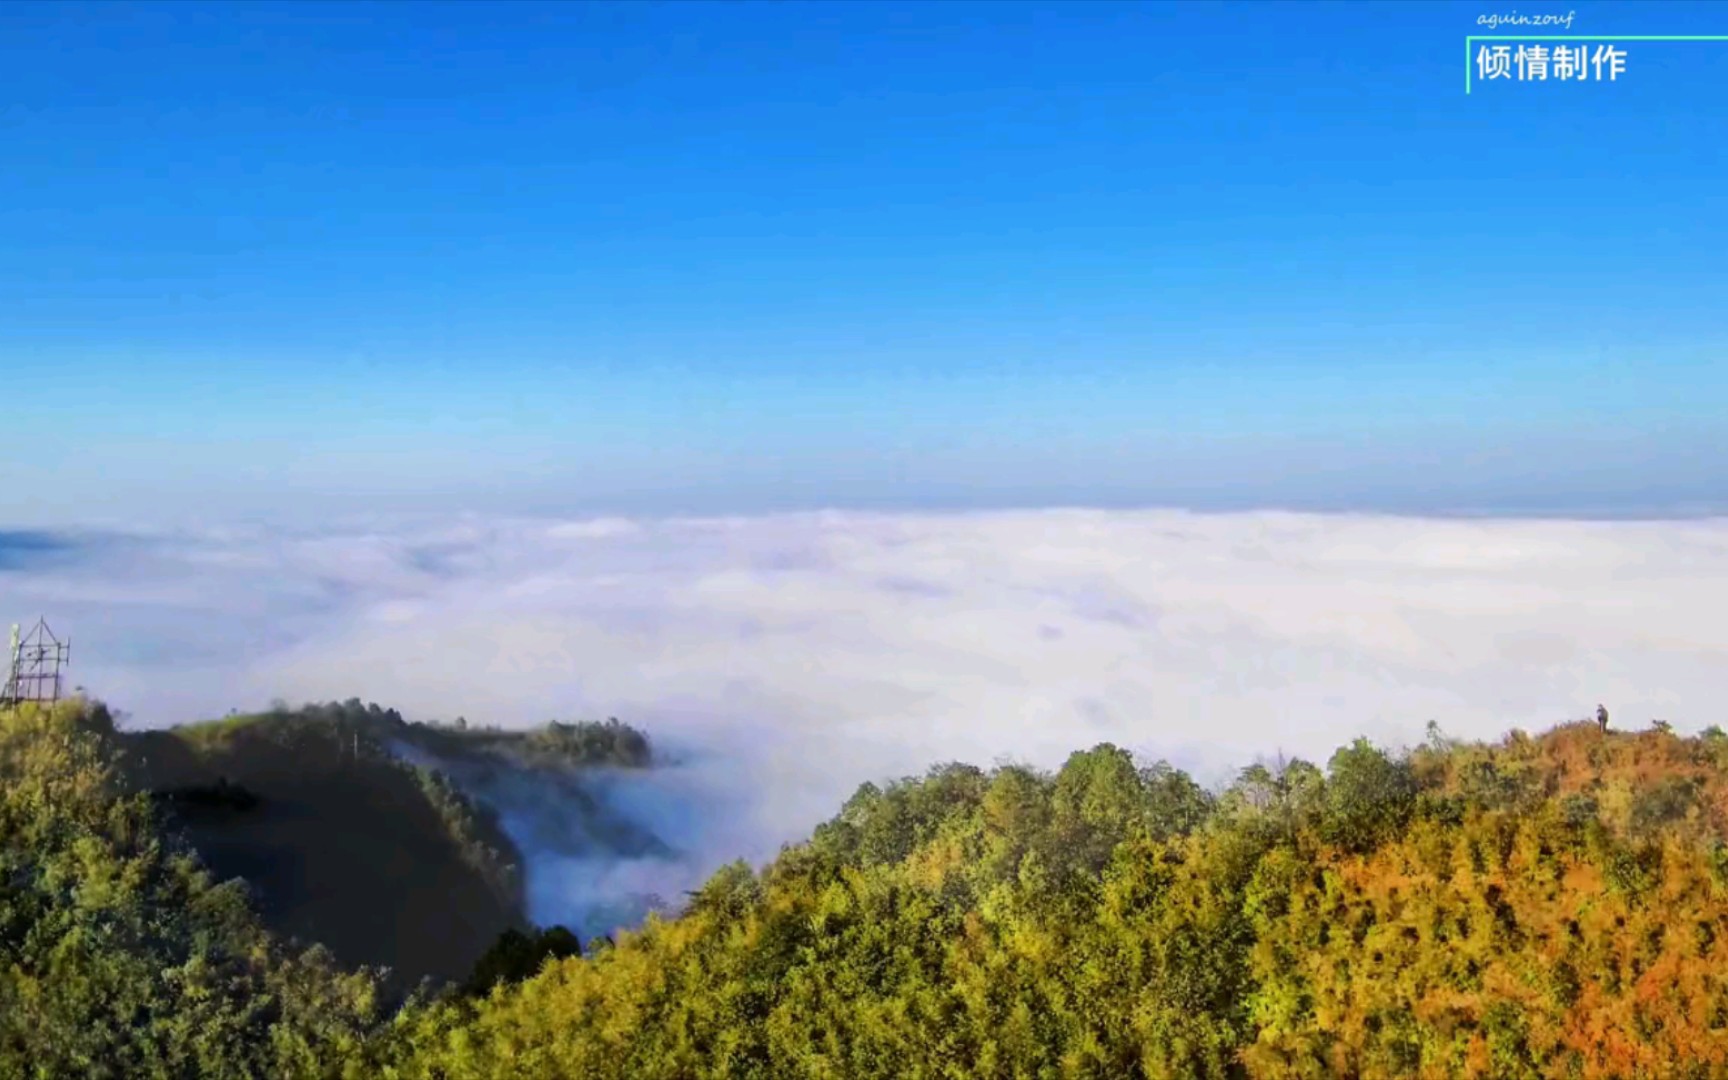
5,509,1727,933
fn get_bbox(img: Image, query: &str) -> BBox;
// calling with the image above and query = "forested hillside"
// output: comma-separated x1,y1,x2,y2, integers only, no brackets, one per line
0,699,388,1078
116,700,653,992
8,697,1728,1078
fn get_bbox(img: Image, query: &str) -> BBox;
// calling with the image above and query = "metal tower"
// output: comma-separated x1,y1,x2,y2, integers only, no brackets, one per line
2,618,71,709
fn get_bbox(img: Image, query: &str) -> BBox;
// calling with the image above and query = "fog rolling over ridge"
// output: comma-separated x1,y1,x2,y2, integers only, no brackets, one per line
6,509,1728,932
391,732,742,937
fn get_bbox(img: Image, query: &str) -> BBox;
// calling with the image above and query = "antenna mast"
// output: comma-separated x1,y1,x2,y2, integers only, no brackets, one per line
2,618,71,709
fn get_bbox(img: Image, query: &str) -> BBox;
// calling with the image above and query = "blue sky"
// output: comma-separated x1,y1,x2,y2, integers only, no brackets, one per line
2,0,1725,524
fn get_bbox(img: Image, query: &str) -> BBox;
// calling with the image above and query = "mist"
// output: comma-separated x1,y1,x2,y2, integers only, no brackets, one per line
6,509,1728,932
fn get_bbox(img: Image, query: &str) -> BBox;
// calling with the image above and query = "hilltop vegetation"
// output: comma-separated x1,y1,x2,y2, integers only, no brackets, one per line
392,716,1728,1079
9,697,1728,1077
403,713,652,771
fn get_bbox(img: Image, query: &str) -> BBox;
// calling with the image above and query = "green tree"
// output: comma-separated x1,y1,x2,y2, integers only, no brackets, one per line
1320,738,1416,853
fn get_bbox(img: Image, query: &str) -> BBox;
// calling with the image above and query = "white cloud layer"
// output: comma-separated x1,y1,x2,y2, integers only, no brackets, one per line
7,510,1728,926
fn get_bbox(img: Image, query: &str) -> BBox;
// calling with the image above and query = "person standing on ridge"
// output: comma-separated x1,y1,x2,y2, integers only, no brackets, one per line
1597,704,1610,733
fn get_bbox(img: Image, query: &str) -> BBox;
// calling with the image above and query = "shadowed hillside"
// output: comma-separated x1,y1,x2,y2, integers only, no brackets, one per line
0,699,393,1077
116,699,654,993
